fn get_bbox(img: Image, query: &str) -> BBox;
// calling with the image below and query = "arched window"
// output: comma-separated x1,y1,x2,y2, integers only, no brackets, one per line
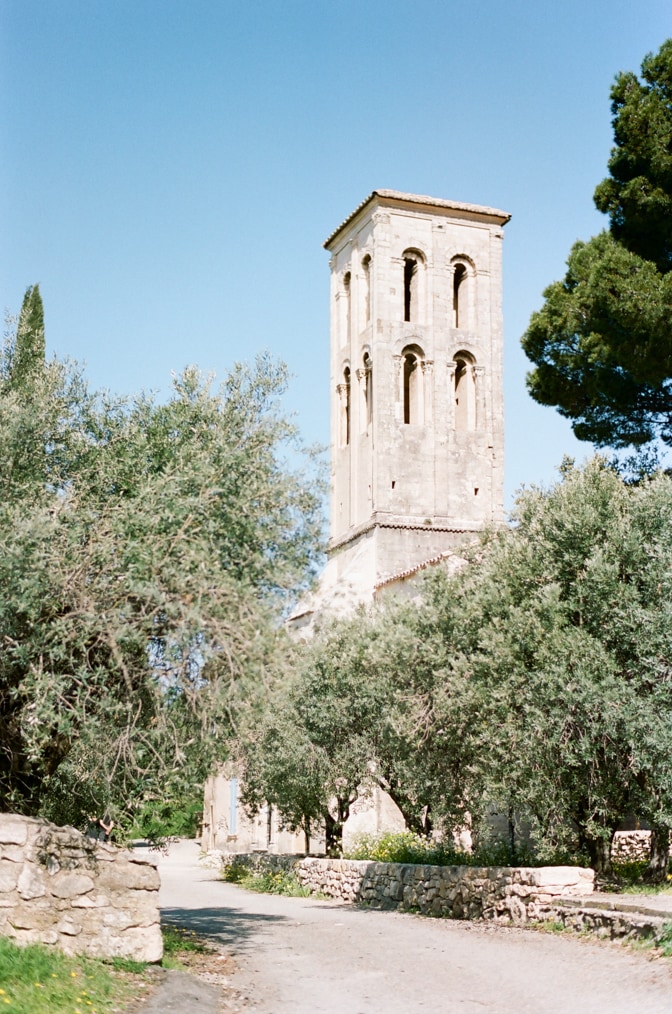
404,258,417,322
362,351,372,430
401,345,424,425
338,366,351,446
454,352,476,430
402,249,425,323
343,271,351,342
451,259,472,330
361,255,371,326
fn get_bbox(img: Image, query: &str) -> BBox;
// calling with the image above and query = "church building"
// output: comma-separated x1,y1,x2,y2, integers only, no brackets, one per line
291,189,510,629
202,190,510,853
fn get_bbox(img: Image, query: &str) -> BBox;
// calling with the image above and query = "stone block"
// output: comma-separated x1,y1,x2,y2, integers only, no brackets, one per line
528,866,590,890
0,847,26,864
57,917,82,937
0,861,19,894
0,817,28,846
50,872,95,898
96,861,158,892
17,866,47,900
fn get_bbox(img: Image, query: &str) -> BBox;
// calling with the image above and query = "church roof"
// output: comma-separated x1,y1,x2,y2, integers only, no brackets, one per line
324,189,511,249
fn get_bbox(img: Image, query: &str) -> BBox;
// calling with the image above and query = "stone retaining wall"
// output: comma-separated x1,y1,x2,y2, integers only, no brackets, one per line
214,852,594,923
534,899,670,943
0,814,162,962
296,857,594,921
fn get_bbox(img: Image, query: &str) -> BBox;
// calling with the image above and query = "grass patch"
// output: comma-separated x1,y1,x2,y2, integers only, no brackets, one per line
222,865,311,897
0,937,134,1013
162,924,208,958
610,859,672,893
656,922,672,957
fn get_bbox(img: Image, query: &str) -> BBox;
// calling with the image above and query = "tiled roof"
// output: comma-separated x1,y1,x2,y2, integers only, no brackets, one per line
324,189,511,248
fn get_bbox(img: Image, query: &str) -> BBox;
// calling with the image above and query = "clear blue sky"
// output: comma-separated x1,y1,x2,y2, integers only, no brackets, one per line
1,1,670,510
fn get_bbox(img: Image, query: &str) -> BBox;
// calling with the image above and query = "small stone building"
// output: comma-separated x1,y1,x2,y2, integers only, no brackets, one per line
203,190,510,853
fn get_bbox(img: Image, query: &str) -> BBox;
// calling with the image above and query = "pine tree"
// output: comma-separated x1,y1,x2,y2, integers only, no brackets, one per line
522,40,672,450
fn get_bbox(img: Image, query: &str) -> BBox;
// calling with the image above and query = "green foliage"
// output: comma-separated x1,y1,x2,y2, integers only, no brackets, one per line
161,924,207,957
221,862,250,884
523,40,672,449
610,859,672,892
127,795,203,841
240,623,388,856
0,937,130,1013
0,294,324,825
345,831,464,866
222,865,311,896
8,284,45,392
344,831,550,868
243,458,672,875
656,921,672,956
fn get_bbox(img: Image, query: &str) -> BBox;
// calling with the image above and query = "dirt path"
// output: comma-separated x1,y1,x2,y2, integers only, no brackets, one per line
152,841,672,1013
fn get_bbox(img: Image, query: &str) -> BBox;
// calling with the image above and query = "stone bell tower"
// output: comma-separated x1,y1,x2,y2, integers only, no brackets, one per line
317,190,509,605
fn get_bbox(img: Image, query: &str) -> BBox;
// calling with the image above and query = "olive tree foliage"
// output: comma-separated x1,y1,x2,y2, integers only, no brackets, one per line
240,604,478,855
243,460,672,876
240,625,387,856
522,40,672,450
409,460,672,876
0,304,324,825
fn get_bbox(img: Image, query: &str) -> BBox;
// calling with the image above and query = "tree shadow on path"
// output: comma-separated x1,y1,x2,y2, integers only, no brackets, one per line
161,904,286,952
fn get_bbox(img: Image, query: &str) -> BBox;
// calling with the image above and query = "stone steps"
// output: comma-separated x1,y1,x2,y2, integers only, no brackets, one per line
533,893,672,943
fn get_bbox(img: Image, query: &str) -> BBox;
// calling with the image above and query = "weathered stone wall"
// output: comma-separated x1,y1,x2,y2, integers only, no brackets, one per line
0,814,162,962
611,829,654,862
532,898,670,943
296,858,594,922
212,852,594,924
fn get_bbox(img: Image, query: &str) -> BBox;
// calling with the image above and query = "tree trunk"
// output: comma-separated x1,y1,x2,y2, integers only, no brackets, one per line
581,833,613,876
508,803,516,866
645,825,670,884
324,811,343,857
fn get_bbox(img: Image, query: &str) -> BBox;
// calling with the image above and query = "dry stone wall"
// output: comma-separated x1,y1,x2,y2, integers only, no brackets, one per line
214,852,594,923
296,858,594,921
0,814,162,962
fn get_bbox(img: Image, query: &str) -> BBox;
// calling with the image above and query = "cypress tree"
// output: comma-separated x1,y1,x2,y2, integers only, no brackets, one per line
10,284,45,392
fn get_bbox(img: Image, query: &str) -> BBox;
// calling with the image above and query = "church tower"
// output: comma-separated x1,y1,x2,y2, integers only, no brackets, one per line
322,190,510,603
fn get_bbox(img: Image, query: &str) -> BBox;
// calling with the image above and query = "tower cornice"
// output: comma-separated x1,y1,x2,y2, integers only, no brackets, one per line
324,189,511,251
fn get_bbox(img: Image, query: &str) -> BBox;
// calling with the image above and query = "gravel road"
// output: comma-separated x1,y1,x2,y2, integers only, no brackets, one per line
153,841,672,1013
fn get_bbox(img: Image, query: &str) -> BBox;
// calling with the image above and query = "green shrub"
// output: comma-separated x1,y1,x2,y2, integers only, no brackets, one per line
127,796,203,841
222,862,250,884
657,921,672,957
162,924,207,957
344,831,461,865
222,863,310,896
344,831,544,868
